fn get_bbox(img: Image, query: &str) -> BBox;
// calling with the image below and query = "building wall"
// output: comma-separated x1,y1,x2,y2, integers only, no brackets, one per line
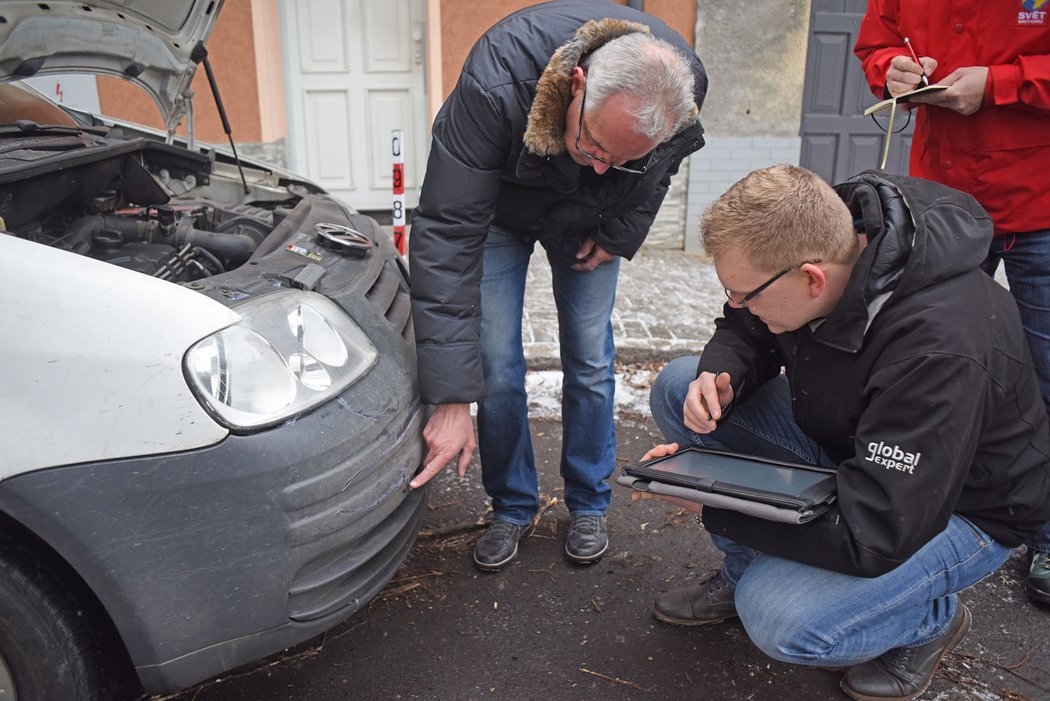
95,0,278,151
435,1,695,100
685,0,810,251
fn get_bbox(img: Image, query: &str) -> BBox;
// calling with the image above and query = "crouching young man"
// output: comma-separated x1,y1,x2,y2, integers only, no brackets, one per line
645,165,1050,700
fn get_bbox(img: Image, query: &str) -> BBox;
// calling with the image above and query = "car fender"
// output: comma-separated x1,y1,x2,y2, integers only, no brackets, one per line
0,235,236,477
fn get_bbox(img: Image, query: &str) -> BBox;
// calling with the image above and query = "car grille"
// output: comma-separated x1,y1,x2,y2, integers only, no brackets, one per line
282,406,425,621
286,485,425,622
365,257,413,342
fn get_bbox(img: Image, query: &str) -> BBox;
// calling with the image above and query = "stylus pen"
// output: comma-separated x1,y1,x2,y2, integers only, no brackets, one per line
702,373,731,421
904,37,929,86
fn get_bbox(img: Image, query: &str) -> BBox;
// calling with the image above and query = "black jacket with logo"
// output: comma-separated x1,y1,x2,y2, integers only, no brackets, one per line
699,171,1050,578
408,0,708,405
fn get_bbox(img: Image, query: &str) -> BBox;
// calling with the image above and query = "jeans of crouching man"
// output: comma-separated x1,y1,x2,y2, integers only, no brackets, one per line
649,356,1010,666
476,226,618,525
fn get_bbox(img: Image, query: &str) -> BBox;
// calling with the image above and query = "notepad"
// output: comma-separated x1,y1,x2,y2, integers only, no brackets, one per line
618,447,837,524
863,83,948,117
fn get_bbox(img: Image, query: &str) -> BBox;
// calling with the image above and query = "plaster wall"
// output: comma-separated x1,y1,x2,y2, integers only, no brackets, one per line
435,1,696,105
250,0,286,143
696,0,809,137
680,0,810,251
95,0,271,146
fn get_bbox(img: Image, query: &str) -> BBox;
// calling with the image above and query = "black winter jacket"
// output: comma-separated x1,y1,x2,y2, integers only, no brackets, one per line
408,0,708,405
699,171,1050,578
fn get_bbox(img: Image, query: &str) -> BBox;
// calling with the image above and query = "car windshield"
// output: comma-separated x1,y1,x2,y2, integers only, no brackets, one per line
0,83,80,128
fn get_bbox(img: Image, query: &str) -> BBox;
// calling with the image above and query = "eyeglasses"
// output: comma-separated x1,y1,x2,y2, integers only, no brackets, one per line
575,87,651,175
868,101,913,170
724,260,820,308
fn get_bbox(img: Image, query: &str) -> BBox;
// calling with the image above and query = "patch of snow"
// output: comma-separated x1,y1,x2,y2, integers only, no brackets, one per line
524,365,659,420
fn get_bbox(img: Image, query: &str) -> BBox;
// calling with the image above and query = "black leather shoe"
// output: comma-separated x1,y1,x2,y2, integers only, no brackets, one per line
840,604,971,701
652,572,737,626
565,515,608,564
473,520,529,572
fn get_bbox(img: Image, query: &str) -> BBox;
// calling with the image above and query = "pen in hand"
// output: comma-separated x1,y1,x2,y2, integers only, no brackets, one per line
701,372,731,421
903,37,929,86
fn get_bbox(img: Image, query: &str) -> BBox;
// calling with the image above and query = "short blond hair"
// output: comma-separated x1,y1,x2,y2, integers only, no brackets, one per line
701,165,858,270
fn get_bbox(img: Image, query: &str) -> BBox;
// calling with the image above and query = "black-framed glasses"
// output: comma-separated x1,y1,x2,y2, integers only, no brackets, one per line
868,102,913,170
724,260,821,308
575,87,651,175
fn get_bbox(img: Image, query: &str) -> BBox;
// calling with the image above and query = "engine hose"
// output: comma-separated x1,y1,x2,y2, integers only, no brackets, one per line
194,245,225,275
60,214,257,266
174,228,257,266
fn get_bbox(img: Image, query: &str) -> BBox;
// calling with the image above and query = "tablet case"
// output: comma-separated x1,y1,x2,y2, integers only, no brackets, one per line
619,447,837,525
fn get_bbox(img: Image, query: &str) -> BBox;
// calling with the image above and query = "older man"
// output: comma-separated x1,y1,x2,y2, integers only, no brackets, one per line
408,0,707,572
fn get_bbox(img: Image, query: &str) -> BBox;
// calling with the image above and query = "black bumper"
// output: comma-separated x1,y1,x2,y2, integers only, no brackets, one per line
0,387,426,693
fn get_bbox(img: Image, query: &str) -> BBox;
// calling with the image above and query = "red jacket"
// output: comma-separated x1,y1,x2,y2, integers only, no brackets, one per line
855,1,1050,235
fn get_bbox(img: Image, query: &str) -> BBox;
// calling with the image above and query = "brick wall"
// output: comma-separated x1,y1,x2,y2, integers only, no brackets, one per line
645,136,801,251
681,135,801,253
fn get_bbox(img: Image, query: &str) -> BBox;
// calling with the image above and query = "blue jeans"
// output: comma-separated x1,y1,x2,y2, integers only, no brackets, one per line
477,228,618,524
650,357,1010,666
981,228,1050,553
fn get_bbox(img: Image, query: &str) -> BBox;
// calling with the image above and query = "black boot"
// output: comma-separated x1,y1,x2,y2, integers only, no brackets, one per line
840,604,971,701
652,572,737,626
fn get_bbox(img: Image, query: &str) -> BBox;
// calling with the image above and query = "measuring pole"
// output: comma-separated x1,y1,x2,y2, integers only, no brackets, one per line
391,129,406,255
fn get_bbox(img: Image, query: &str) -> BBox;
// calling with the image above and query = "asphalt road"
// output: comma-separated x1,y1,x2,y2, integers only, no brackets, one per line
158,415,1050,701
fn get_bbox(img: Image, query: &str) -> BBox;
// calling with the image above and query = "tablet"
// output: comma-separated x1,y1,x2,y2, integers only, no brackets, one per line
620,447,837,523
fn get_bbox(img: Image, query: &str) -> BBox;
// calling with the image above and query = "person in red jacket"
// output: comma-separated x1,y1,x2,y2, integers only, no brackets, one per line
854,0,1050,606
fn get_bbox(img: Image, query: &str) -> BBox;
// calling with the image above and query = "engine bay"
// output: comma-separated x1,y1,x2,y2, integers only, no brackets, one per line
0,132,308,283
37,202,283,282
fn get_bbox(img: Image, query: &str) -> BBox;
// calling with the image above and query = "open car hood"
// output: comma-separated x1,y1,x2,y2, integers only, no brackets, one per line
0,0,223,132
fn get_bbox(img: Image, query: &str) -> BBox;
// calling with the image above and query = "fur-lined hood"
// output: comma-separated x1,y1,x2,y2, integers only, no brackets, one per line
523,18,652,156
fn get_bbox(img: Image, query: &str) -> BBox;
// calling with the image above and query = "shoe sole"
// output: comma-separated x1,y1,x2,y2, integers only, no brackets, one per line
839,604,971,701
564,541,608,565
651,606,738,627
1026,582,1050,606
473,541,519,572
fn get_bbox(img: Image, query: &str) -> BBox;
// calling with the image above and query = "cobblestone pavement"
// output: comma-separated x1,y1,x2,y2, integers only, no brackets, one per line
523,247,723,368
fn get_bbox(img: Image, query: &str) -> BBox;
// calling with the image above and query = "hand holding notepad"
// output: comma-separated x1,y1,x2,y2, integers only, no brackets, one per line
865,38,947,169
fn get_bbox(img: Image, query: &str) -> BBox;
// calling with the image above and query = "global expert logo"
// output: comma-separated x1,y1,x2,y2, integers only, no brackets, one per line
865,440,921,474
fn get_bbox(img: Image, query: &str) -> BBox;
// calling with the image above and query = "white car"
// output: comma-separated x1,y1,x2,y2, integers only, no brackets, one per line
0,1,426,698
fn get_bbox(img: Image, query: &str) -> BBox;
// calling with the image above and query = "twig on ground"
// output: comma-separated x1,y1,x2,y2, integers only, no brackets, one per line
427,500,457,510
950,649,1047,690
386,570,443,585
579,667,651,692
377,581,421,599
530,495,559,530
418,522,486,539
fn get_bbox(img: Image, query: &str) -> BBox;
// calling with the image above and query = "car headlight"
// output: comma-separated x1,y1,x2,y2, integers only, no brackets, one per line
185,291,378,431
